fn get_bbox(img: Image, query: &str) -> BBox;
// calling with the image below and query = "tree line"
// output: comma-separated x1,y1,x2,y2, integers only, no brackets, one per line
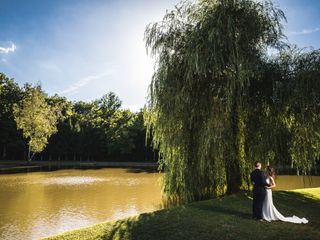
0,73,156,162
144,0,320,202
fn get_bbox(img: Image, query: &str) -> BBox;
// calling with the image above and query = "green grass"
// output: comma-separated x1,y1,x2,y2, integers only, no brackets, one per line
43,188,320,240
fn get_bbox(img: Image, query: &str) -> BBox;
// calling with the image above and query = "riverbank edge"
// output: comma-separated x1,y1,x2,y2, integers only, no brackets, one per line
42,188,320,240
0,161,158,174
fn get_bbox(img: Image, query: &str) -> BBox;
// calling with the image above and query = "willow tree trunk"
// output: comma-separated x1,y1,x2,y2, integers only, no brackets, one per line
27,145,32,163
226,85,242,194
2,145,6,160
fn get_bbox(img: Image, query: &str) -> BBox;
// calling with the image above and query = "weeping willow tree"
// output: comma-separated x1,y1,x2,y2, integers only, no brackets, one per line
144,0,286,202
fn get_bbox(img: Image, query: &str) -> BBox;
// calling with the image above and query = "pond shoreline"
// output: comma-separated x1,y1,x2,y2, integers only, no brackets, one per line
42,188,320,240
0,161,158,174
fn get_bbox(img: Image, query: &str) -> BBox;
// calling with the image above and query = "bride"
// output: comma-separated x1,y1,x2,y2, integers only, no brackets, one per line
262,166,308,224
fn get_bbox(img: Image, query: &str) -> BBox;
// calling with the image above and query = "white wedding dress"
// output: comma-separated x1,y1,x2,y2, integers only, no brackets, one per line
262,177,308,224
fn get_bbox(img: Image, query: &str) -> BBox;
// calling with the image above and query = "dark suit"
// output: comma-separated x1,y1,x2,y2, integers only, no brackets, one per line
250,169,269,219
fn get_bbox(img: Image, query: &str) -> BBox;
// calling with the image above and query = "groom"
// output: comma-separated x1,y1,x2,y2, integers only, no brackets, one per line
250,161,269,220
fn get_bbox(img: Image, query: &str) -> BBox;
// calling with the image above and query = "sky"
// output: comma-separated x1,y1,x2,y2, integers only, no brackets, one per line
0,0,319,111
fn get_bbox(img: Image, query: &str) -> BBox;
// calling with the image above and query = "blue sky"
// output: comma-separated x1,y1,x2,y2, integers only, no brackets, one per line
0,0,319,111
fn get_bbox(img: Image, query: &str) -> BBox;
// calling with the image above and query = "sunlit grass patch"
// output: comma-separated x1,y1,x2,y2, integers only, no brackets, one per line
43,188,320,240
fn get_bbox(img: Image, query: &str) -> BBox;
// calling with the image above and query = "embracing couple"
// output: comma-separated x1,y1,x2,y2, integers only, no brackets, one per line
250,161,308,224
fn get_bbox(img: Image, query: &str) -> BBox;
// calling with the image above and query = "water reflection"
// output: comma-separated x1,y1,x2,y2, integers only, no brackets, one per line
43,176,105,185
0,168,163,240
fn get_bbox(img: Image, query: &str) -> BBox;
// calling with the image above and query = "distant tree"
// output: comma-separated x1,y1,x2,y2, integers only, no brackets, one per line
13,86,58,161
0,73,24,160
96,92,122,119
1,74,156,163
45,95,74,161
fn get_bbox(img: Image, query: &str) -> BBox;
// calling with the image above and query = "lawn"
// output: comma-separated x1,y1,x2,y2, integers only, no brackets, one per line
43,188,320,240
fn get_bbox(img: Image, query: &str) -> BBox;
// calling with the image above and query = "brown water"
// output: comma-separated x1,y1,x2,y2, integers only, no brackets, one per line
273,175,320,190
0,169,162,240
0,170,319,240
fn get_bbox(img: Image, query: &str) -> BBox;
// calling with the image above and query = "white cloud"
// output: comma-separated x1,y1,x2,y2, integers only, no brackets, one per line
288,27,320,36
58,71,113,96
0,42,16,54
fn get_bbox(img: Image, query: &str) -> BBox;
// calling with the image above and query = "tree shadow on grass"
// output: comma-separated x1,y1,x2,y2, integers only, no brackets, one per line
272,191,320,224
93,190,320,240
189,203,252,219
274,190,320,205
103,219,133,240
102,213,158,240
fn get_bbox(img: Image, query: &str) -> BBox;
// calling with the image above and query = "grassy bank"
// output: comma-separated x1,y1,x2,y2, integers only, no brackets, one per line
43,188,320,240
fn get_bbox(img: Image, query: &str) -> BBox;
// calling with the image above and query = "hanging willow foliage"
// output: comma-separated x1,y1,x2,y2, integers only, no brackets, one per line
243,46,320,175
144,0,319,203
263,47,320,175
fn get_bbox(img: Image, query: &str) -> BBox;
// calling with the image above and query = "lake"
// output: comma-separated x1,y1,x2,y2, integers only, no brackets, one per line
0,168,162,240
0,169,319,240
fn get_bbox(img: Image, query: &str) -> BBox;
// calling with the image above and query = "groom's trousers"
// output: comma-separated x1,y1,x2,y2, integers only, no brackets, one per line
252,187,266,219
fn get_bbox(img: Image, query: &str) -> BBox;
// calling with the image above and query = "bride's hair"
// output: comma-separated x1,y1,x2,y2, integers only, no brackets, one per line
266,166,275,177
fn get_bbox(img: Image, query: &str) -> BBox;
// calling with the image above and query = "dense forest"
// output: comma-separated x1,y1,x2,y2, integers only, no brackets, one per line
0,72,156,162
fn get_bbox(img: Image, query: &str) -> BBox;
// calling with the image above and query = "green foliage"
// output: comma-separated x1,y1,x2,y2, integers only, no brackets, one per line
13,86,58,160
0,72,156,162
0,73,25,159
144,0,320,202
284,49,320,174
0,73,23,119
144,0,286,202
246,47,320,175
